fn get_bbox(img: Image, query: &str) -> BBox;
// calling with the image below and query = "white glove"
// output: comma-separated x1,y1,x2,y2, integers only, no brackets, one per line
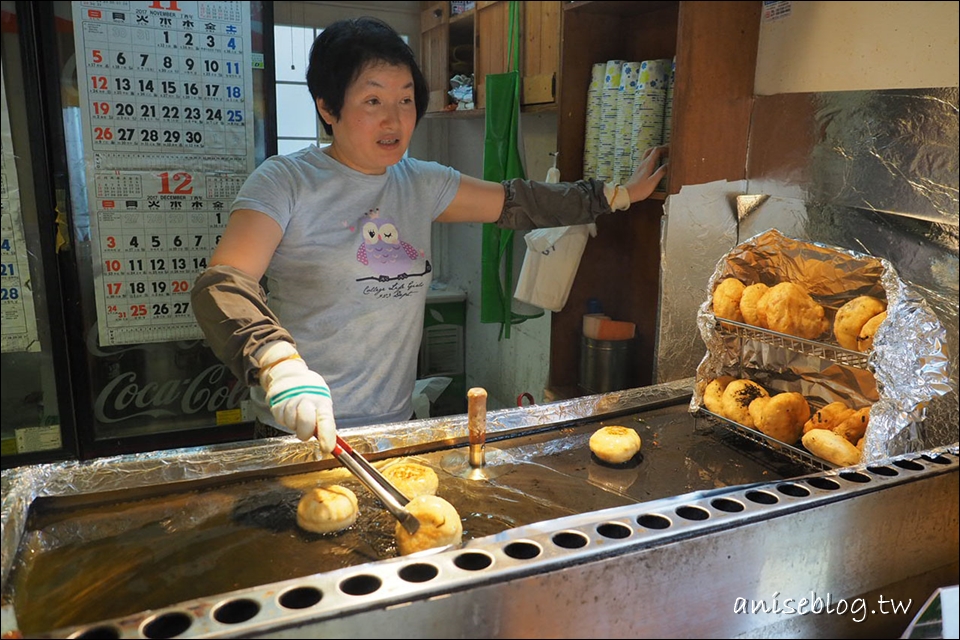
256,342,337,453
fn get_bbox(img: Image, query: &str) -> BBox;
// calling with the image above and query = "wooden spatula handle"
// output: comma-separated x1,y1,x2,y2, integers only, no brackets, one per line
467,387,487,446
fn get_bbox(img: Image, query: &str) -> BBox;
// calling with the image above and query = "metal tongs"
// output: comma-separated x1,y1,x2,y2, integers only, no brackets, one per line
330,435,421,535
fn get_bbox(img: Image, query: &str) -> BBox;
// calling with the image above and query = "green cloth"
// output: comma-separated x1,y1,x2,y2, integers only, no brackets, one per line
480,1,541,338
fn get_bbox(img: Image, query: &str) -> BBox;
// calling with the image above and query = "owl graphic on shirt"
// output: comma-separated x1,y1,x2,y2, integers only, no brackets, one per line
355,208,425,281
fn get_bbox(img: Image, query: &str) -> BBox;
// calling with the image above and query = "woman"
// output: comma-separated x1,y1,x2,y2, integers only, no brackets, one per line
191,16,668,454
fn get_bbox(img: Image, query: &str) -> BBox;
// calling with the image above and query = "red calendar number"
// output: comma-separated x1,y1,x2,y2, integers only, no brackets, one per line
158,171,194,195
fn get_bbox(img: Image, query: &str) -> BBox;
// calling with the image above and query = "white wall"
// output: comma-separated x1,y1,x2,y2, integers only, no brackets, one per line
755,1,959,95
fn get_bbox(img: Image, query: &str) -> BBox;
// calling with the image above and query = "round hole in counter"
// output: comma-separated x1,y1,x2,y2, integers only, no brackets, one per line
921,454,951,465
776,483,810,497
398,563,439,583
73,625,121,639
675,505,710,521
212,598,260,624
807,477,841,491
893,458,924,471
141,611,192,639
597,522,632,538
503,541,542,560
866,465,898,477
637,514,671,530
453,551,494,571
278,586,322,609
552,531,589,549
339,574,382,596
711,498,745,513
838,471,871,483
744,490,778,505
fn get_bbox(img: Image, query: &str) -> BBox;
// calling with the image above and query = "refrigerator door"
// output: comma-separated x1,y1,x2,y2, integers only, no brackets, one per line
2,1,276,463
1,1,79,468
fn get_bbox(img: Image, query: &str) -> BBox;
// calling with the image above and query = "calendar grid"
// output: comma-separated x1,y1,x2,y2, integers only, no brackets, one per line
73,1,256,347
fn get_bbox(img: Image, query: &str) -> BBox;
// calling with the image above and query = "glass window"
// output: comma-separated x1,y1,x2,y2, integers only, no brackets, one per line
274,25,323,153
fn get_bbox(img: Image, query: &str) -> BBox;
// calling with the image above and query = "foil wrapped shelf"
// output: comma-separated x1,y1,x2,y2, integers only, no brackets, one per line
715,318,870,370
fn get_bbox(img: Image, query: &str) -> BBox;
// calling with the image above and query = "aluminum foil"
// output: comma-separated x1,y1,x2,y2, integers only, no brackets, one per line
0,378,693,590
690,228,952,463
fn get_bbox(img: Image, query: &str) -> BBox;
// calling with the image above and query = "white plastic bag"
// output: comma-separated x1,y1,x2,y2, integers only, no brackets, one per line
514,223,596,312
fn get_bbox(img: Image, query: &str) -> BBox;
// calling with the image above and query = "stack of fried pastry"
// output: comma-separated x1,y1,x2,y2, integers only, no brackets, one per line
833,295,887,352
800,400,870,466
703,376,811,445
712,278,829,340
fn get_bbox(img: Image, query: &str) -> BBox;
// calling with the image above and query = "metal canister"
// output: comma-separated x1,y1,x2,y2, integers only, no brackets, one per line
579,335,634,393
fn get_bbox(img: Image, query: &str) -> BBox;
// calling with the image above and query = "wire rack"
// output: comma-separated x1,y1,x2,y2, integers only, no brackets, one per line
697,408,838,472
715,319,871,369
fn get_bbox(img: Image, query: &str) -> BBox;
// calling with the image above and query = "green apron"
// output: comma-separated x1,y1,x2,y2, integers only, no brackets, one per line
480,0,542,338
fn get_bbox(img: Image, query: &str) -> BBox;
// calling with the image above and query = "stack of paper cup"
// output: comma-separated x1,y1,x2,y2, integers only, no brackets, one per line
630,58,672,175
613,61,642,184
596,60,624,182
663,56,676,145
582,62,606,180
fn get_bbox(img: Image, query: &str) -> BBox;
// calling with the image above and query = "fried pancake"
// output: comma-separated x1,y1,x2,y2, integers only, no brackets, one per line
589,425,642,464
712,277,746,322
703,376,736,414
834,296,886,351
395,495,463,556
296,485,359,534
749,392,811,444
803,401,855,434
856,311,887,352
739,283,770,327
720,379,770,428
756,282,828,340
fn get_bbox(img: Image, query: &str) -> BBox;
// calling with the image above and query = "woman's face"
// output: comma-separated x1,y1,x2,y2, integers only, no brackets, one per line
319,62,417,175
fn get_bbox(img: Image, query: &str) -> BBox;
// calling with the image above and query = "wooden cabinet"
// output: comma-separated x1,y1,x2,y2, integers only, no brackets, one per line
419,1,561,112
548,1,761,395
420,2,451,112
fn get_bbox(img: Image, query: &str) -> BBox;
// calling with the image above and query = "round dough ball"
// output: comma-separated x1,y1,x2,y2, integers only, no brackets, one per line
589,425,642,464
739,283,770,327
381,460,439,499
756,282,828,340
802,429,861,467
856,311,886,352
395,495,463,556
834,296,886,350
749,392,811,444
712,278,746,322
703,376,736,414
297,485,359,534
719,379,770,428
803,401,854,434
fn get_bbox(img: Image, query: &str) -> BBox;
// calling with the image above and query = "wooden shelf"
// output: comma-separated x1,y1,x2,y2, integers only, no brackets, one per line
422,103,556,120
548,1,761,394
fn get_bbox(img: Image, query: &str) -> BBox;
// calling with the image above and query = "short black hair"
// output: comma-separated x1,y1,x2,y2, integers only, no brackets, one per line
306,16,429,136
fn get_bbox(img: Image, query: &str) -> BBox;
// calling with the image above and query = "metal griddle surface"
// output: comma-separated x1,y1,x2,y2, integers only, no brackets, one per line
8,402,811,634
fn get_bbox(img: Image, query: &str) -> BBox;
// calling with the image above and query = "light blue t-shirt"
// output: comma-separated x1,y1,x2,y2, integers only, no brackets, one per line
232,146,460,429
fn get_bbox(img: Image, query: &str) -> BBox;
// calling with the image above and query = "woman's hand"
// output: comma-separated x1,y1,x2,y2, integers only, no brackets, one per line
625,145,669,203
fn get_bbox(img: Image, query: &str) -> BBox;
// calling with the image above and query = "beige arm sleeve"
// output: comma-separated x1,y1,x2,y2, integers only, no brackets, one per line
191,264,294,386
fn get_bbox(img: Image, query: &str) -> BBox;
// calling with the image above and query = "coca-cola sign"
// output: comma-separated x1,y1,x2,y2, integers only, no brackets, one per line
87,323,248,424
94,363,248,423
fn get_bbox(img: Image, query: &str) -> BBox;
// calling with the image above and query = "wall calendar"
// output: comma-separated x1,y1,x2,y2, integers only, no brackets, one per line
72,1,256,346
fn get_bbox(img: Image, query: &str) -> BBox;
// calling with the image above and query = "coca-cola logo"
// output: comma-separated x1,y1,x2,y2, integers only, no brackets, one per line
94,363,249,423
